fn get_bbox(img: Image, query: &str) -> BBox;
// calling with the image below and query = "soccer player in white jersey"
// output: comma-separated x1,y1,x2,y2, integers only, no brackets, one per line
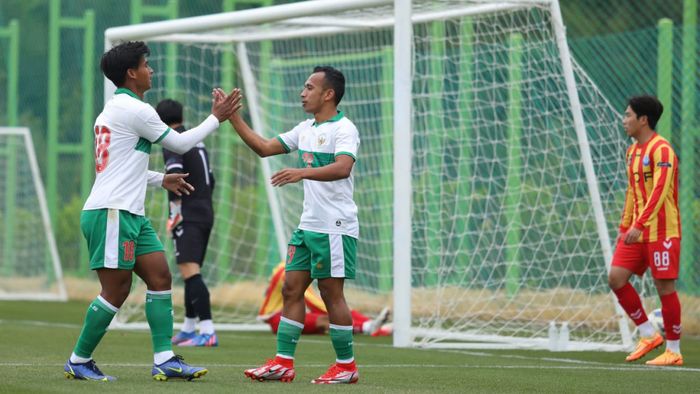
63,41,240,382
234,66,361,384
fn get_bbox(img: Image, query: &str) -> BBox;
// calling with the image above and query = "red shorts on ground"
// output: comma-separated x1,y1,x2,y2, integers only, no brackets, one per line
611,237,680,279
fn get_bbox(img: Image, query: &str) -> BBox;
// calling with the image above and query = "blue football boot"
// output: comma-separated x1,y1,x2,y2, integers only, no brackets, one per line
152,355,208,381
64,359,116,381
171,330,197,345
178,333,218,347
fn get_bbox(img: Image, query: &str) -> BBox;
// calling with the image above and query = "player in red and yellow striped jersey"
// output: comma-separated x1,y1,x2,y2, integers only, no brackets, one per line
258,263,391,336
609,95,683,366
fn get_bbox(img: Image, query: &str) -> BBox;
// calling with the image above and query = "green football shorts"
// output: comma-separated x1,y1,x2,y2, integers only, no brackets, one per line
81,208,164,270
285,228,357,279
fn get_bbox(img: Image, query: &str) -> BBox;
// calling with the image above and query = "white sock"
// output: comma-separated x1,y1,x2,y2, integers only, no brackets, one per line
362,320,372,334
638,321,656,337
666,340,681,353
199,319,214,335
182,317,196,333
154,350,175,365
69,352,91,364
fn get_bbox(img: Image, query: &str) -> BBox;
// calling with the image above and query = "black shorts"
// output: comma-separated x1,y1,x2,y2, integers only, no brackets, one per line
172,222,212,265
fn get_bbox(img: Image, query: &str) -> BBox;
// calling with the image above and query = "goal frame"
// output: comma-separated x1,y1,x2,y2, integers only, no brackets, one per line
103,0,631,350
0,127,67,301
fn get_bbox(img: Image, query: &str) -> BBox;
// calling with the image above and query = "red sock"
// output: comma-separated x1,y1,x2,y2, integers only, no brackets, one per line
274,356,294,368
351,310,370,333
337,360,356,370
660,292,681,340
612,283,648,325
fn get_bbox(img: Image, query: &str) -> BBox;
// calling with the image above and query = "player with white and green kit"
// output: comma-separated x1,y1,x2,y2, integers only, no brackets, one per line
63,41,240,382
235,66,362,385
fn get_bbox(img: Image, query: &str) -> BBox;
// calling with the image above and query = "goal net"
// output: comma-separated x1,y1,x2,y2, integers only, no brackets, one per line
107,0,641,350
0,128,67,300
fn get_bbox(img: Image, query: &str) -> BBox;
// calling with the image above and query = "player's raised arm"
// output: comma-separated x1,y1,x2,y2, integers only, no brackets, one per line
225,89,287,158
157,88,242,155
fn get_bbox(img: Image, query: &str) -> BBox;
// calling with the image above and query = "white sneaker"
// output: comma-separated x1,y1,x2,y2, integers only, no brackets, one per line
367,307,391,335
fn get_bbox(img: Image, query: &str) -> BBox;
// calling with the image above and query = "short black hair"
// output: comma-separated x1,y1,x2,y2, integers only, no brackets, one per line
313,66,345,105
100,41,150,87
155,99,183,126
627,95,664,130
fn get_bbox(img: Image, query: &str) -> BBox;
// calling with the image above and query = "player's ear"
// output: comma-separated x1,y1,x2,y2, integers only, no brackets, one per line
323,88,336,103
639,114,648,127
126,67,138,81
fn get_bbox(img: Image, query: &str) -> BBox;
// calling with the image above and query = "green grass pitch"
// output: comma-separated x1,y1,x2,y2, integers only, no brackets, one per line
0,300,698,393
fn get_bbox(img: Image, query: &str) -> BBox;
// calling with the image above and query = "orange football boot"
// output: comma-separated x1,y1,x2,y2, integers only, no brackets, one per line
646,349,683,366
625,332,664,362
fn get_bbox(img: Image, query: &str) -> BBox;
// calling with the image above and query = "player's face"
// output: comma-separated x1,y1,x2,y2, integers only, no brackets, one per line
623,105,642,138
300,72,329,114
133,56,153,92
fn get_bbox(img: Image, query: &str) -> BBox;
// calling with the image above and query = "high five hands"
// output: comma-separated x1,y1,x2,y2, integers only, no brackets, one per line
211,87,243,122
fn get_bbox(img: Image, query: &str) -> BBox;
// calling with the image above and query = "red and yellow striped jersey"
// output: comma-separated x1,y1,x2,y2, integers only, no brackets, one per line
257,262,327,320
619,133,681,242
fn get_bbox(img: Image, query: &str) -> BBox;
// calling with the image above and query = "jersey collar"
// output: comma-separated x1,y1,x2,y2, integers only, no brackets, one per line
114,87,141,101
313,110,344,127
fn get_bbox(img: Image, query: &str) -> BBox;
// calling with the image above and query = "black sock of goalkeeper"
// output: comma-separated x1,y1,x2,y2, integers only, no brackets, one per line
183,275,196,319
185,274,212,321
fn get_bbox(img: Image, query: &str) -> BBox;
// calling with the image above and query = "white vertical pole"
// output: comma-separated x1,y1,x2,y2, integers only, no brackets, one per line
393,0,413,348
22,128,68,300
236,42,289,260
103,37,116,105
550,0,631,348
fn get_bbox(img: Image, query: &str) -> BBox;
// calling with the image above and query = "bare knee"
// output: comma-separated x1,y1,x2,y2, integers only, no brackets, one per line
608,267,632,291
281,281,305,304
100,277,131,307
608,274,626,291
654,278,676,296
135,252,172,291
318,280,345,305
148,269,172,291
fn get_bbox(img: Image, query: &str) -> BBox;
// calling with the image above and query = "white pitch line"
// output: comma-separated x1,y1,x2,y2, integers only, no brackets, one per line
0,362,698,373
433,348,700,371
2,320,698,373
0,319,81,329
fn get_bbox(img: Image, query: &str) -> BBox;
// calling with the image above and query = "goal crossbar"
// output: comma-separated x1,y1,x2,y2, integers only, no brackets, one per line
114,2,542,45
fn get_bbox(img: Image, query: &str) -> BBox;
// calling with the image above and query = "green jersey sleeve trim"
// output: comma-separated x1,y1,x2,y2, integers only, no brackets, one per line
154,127,171,144
276,136,291,153
335,151,356,161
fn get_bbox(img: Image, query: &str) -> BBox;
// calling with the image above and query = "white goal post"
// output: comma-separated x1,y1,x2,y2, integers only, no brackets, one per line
104,0,637,351
0,127,67,301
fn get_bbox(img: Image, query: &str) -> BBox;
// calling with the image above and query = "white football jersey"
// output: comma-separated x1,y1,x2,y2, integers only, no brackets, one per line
277,111,360,238
83,88,170,215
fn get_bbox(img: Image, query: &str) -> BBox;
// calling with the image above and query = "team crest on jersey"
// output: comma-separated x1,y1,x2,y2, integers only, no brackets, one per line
643,155,650,166
302,152,314,168
317,134,327,146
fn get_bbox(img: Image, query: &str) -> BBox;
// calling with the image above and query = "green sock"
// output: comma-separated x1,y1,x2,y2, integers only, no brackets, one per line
145,290,174,353
73,296,118,358
276,317,303,359
330,324,354,362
